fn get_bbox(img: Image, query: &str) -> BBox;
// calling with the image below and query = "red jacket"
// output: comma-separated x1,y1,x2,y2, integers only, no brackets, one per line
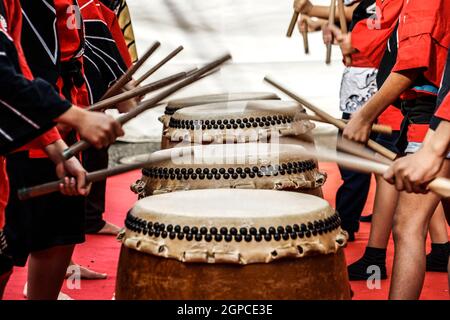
351,0,404,130
352,0,404,68
392,0,450,88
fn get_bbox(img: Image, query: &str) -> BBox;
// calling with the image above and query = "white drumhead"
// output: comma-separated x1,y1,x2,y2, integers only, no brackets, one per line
174,100,301,120
167,92,279,111
124,189,346,264
151,143,311,165
132,189,331,224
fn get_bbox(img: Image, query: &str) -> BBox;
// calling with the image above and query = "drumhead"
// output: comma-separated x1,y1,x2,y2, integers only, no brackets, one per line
147,143,312,166
122,189,346,264
165,92,279,115
119,154,150,165
132,189,329,222
172,100,301,122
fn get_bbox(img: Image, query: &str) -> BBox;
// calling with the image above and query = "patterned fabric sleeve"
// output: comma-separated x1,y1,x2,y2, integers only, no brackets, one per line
0,33,71,155
99,0,138,62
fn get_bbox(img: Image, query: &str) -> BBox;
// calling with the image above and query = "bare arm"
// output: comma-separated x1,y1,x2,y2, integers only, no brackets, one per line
384,121,450,193
343,69,419,143
308,4,358,21
294,0,359,22
359,70,419,123
423,121,450,159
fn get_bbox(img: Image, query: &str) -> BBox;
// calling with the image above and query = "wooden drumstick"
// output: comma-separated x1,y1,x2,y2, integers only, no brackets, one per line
286,11,300,37
134,46,184,86
18,147,196,200
326,0,337,64
88,69,196,112
102,41,161,99
287,143,450,198
335,136,393,165
301,19,310,54
297,113,392,135
337,0,347,33
264,76,397,160
62,54,232,160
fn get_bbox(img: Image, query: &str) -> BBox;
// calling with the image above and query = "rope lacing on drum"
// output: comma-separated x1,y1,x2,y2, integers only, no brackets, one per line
168,115,294,130
141,160,317,181
124,211,341,243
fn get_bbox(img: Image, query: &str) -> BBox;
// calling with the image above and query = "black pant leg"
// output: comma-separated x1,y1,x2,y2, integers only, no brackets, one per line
82,147,109,233
336,166,372,233
336,112,372,233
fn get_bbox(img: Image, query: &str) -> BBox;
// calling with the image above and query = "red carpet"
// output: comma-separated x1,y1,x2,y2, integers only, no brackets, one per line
3,162,449,300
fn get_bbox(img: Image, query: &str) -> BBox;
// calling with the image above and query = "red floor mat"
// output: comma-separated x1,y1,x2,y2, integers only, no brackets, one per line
3,162,449,300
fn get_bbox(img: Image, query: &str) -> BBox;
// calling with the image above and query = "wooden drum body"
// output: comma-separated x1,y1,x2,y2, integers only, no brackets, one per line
116,189,351,300
160,92,280,149
130,143,326,198
162,100,315,150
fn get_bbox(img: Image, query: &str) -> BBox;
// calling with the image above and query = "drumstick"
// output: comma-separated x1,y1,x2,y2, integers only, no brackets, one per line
286,11,300,37
335,136,393,165
287,142,450,198
102,41,161,99
296,113,392,135
337,0,352,66
62,54,232,160
264,76,397,161
301,19,310,54
134,46,184,86
326,0,337,64
88,69,196,112
17,147,196,200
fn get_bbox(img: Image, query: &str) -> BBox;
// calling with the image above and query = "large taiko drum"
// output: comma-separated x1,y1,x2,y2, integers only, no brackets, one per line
162,100,315,149
130,143,326,199
115,189,351,300
160,92,279,149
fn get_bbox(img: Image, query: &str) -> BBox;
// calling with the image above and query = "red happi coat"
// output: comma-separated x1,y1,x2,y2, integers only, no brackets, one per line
78,0,131,105
351,0,405,130
392,0,450,88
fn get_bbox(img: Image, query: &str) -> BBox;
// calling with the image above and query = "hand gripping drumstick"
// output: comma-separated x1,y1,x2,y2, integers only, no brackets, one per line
134,46,184,86
17,147,196,200
296,113,392,135
326,0,337,64
102,41,161,99
287,142,450,198
88,68,197,112
264,76,397,161
62,54,232,160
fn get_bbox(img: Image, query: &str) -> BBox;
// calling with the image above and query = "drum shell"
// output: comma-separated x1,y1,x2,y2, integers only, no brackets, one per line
115,245,351,300
162,99,315,150
160,92,280,149
133,164,325,198
130,143,326,199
